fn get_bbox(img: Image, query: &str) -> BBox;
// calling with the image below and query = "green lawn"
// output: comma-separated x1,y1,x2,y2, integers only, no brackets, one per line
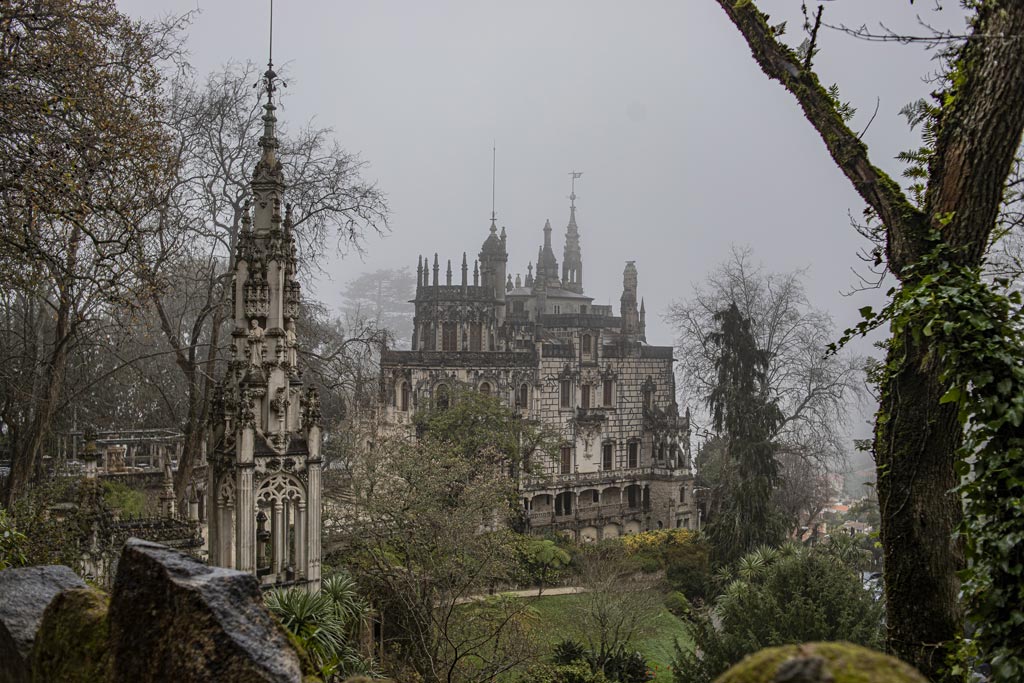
523,591,690,683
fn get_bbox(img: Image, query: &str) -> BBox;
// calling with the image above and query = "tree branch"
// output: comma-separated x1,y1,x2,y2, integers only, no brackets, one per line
712,0,927,274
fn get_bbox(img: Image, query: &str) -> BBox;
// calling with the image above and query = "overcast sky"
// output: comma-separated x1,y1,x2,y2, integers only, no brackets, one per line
121,0,965,431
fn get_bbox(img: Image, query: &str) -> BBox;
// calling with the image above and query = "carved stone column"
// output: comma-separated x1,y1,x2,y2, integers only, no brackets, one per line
295,501,306,581
236,465,255,572
306,460,322,588
272,501,284,576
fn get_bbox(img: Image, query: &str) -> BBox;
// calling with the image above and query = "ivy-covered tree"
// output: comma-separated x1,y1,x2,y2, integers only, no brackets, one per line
704,303,785,563
711,2,1024,677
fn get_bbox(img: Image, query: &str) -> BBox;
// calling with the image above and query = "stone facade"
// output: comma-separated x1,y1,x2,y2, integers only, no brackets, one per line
379,187,696,540
206,64,322,590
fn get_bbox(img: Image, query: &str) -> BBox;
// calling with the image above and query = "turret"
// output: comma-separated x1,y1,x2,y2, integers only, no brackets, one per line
621,261,640,338
478,217,508,323
536,220,560,289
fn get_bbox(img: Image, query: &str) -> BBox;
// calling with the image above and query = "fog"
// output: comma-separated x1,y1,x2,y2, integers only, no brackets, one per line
119,0,968,437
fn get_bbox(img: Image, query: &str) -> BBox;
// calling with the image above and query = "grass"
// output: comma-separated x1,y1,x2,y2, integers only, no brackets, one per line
524,590,690,683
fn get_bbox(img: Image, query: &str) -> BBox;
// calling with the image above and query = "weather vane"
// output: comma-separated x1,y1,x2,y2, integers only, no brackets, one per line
569,171,583,208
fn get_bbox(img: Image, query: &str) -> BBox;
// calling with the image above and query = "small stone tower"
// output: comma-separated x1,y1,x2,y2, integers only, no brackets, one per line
478,217,508,324
621,261,641,338
207,62,322,590
562,177,583,294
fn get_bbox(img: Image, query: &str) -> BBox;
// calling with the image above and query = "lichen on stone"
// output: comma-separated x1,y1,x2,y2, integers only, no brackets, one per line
30,587,112,682
712,642,928,683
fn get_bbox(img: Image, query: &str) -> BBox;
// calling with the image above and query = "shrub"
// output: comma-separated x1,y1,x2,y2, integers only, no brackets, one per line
552,638,589,666
671,544,883,683
664,591,689,619
517,662,611,683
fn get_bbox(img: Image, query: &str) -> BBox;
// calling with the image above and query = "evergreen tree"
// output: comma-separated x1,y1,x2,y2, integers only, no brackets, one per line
705,303,784,563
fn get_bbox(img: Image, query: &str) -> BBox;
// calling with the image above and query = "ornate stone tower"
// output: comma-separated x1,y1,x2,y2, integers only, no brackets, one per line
207,62,322,590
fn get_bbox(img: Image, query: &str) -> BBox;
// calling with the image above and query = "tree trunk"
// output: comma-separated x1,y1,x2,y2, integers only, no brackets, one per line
173,301,225,505
4,288,74,506
875,332,964,678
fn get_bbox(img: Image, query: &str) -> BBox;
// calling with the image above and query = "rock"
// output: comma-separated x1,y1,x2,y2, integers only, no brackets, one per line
30,587,112,682
0,565,86,683
713,642,929,683
108,538,302,683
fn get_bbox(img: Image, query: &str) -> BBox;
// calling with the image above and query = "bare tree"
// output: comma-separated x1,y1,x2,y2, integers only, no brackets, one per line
568,545,661,675
138,61,389,500
667,246,865,471
336,422,539,683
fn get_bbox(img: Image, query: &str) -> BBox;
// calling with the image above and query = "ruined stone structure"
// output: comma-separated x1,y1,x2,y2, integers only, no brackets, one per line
206,62,322,590
379,181,696,540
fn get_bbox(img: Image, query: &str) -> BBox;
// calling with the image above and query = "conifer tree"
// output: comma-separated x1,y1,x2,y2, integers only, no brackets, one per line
705,303,785,563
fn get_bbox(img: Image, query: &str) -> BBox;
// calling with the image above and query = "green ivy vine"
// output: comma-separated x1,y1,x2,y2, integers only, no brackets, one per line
832,234,1024,681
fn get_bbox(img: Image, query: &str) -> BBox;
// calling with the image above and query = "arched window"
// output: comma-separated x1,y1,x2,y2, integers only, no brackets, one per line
400,381,410,412
479,381,491,396
582,334,592,354
581,384,591,409
603,379,613,406
518,383,529,409
436,385,450,410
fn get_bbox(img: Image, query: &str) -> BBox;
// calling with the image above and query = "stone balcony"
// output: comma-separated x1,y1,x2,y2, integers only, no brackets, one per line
521,465,691,492
526,502,649,527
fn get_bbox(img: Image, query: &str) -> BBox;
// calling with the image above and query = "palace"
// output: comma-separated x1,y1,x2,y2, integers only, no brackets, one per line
379,181,697,540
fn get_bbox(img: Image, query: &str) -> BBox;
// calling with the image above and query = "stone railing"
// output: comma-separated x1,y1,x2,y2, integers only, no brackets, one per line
521,465,690,491
527,502,648,527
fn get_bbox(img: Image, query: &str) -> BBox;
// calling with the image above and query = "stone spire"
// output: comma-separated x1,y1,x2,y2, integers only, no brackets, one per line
208,31,322,591
562,172,584,294
640,298,647,342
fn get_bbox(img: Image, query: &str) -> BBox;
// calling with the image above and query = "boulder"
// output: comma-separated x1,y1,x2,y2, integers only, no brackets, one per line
108,538,302,683
30,587,112,682
0,565,86,683
713,642,928,683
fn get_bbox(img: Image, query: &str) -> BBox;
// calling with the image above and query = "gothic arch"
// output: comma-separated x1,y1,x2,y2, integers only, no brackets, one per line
255,472,306,506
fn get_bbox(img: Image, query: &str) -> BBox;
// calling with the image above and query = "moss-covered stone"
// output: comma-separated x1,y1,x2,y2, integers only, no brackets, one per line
713,642,928,683
30,587,112,682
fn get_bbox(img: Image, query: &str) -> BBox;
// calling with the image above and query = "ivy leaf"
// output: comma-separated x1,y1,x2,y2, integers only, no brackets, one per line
940,386,963,405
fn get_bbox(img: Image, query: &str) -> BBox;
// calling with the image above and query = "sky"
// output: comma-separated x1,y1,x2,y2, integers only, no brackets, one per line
120,0,966,436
